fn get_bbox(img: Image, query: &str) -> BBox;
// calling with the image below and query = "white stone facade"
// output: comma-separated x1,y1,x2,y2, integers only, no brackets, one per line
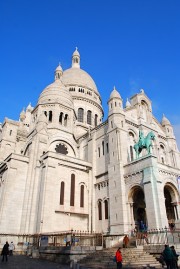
0,49,180,236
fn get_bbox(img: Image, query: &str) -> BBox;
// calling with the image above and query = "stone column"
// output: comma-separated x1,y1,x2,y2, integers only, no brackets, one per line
129,202,135,227
143,156,168,229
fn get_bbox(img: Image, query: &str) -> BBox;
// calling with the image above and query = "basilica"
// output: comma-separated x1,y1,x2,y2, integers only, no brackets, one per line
0,48,180,236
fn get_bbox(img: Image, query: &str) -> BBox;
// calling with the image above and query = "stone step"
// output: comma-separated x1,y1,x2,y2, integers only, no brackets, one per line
77,247,162,269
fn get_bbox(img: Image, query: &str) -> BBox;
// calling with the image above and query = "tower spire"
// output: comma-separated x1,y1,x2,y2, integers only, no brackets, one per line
72,47,80,68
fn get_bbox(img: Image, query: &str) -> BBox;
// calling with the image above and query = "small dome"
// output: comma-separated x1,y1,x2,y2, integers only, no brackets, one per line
110,86,122,99
126,98,131,108
20,109,26,122
161,114,171,126
56,64,63,72
26,103,33,112
55,64,63,81
73,47,80,57
38,80,73,108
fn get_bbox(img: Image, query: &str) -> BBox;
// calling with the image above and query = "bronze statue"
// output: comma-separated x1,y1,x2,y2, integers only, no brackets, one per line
134,130,155,158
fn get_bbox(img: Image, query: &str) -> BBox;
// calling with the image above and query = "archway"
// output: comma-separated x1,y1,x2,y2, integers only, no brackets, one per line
129,186,147,229
164,185,176,224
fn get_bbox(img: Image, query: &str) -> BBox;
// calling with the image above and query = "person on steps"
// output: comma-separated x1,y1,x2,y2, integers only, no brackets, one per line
123,235,129,248
116,247,123,269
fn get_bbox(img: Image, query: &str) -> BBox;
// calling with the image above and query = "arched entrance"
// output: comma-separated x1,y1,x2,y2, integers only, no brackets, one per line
129,186,147,228
164,185,176,224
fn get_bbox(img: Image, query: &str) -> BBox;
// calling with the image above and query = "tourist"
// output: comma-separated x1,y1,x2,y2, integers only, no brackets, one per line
133,226,138,237
143,231,149,244
115,247,123,269
123,235,129,248
9,241,15,256
162,244,174,269
1,241,9,262
66,234,72,246
170,245,179,269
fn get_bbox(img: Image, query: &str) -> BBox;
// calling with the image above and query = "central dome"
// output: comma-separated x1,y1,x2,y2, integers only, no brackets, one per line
62,67,99,93
62,48,100,96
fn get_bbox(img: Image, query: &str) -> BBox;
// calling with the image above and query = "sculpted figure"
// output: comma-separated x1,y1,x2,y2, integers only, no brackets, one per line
134,130,155,158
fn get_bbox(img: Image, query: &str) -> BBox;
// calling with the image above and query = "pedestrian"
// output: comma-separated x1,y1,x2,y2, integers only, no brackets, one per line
170,245,179,269
123,235,129,248
133,226,138,237
71,234,75,246
66,234,72,246
1,241,9,262
9,241,15,256
143,231,149,244
115,247,123,269
162,244,174,269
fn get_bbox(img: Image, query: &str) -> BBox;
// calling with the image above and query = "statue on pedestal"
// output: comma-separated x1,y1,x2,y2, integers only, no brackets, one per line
134,130,155,158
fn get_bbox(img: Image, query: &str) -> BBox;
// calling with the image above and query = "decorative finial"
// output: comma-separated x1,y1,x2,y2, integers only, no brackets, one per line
75,46,78,51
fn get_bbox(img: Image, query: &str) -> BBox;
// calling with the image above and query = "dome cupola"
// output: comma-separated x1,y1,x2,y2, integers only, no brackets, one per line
109,86,122,100
26,103,33,112
55,64,63,81
108,86,123,115
72,47,80,68
161,114,171,127
125,98,131,108
19,108,26,122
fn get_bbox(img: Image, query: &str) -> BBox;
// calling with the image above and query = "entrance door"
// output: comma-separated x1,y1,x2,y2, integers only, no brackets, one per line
164,186,175,224
132,187,147,228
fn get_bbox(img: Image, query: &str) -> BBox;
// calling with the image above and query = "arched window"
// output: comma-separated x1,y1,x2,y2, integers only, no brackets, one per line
70,174,75,206
130,146,134,161
49,111,52,122
60,181,65,205
78,108,84,122
102,141,104,155
59,112,63,124
98,201,102,220
64,114,68,126
87,110,92,125
106,143,109,153
80,185,84,207
98,147,100,157
160,144,165,164
104,200,108,219
94,114,98,127
140,100,148,121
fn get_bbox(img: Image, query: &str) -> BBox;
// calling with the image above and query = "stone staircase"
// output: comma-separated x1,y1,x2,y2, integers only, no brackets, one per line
77,247,162,269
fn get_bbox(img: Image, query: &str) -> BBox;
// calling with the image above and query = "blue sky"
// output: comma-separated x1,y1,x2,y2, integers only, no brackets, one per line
0,0,180,147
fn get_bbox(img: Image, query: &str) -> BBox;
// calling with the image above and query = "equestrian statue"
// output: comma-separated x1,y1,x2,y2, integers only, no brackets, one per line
134,130,155,158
